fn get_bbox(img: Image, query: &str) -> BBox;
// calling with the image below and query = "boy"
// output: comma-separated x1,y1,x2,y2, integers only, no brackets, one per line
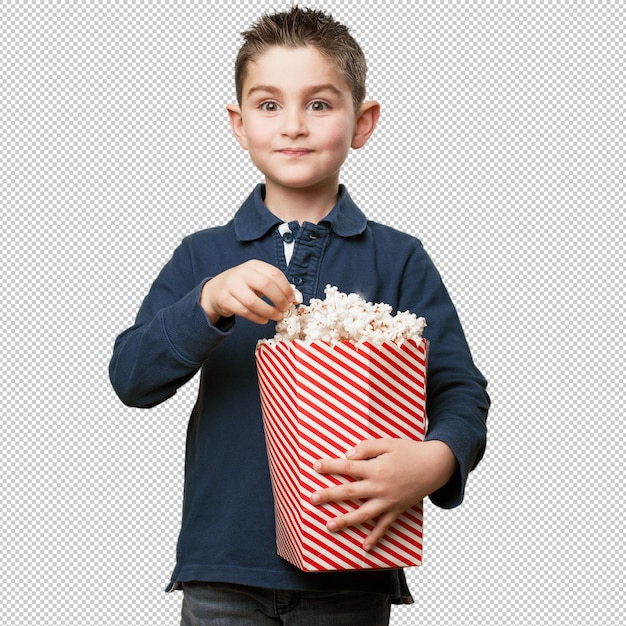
109,6,489,625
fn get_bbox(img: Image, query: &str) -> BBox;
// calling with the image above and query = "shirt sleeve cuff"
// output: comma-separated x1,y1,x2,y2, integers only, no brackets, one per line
424,416,485,509
160,279,234,365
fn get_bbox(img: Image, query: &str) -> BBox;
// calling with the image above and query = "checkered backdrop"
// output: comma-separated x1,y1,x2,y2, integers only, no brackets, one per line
2,1,623,624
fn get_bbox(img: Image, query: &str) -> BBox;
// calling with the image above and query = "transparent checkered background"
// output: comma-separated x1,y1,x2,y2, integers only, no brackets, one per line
2,1,624,624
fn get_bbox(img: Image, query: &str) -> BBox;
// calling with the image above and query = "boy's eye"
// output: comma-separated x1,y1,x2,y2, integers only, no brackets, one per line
309,101,330,112
260,101,280,112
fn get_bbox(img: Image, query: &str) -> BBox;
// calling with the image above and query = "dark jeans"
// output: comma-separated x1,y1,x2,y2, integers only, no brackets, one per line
180,581,392,625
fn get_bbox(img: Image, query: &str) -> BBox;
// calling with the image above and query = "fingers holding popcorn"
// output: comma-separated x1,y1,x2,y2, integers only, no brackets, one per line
200,260,295,325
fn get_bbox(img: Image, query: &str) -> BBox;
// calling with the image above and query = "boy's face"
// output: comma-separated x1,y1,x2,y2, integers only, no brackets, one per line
228,45,378,201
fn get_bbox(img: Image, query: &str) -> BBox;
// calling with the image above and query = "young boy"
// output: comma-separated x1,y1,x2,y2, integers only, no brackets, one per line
109,6,489,625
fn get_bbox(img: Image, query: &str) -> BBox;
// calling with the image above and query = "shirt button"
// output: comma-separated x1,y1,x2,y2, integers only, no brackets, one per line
282,231,294,244
292,276,303,286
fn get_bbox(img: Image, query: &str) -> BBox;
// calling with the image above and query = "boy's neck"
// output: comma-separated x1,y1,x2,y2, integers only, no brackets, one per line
263,181,340,224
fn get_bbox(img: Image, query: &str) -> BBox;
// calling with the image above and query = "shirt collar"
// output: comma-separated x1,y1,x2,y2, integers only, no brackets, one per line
234,184,368,242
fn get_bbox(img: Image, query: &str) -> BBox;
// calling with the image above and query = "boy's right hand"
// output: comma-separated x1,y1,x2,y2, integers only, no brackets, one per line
200,260,295,325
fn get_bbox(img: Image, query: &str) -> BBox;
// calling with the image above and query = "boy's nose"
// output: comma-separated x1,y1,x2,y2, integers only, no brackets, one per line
281,109,308,137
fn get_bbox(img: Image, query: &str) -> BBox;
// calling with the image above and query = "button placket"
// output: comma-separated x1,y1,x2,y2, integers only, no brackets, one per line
286,223,329,303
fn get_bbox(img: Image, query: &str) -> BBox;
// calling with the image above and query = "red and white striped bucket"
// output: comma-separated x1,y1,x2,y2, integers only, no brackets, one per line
256,338,428,571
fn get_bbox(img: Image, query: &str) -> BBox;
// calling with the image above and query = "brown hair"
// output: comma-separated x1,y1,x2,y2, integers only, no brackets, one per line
234,6,367,110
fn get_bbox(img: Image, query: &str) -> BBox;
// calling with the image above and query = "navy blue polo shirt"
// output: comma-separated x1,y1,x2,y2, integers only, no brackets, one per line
109,184,489,601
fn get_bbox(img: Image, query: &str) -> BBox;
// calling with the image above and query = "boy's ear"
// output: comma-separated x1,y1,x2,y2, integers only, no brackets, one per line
226,103,249,150
351,100,381,149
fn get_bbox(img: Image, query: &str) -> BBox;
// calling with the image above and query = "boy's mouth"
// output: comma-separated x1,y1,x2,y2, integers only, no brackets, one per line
277,148,313,157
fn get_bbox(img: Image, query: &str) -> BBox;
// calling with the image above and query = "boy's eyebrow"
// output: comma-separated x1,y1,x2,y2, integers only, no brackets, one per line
246,83,345,99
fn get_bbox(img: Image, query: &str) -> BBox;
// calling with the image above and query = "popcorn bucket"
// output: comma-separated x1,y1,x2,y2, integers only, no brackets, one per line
256,338,428,571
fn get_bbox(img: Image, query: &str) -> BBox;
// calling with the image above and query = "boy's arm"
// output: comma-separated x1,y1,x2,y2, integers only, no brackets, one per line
312,241,489,546
109,239,294,408
109,239,229,408
405,243,489,509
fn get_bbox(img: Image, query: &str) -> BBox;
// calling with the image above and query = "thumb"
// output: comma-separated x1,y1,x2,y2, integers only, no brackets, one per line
346,438,393,461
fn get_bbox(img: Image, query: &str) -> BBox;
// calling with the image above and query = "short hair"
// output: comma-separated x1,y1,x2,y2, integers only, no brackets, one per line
234,6,367,110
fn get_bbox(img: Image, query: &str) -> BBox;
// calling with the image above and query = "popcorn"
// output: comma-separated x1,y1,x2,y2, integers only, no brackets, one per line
269,284,426,344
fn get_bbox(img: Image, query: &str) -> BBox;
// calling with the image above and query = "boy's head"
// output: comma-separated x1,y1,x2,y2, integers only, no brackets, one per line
235,6,367,111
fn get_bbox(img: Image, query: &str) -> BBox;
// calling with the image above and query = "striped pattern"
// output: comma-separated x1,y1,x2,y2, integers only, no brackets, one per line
256,338,428,571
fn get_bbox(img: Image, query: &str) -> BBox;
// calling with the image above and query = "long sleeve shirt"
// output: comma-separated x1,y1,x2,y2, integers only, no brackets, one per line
109,184,489,601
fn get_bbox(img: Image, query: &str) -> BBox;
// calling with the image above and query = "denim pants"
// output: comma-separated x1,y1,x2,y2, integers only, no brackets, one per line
180,581,392,625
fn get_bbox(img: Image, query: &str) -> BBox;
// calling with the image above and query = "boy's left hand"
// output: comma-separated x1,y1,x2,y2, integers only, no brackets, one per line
311,438,457,551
